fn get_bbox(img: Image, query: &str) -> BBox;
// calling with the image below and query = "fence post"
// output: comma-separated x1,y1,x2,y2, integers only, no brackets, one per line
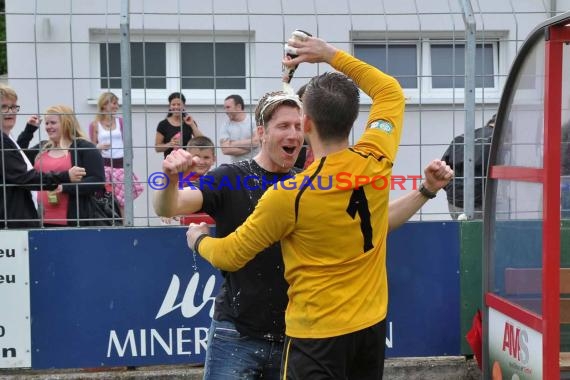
120,0,134,226
460,0,476,220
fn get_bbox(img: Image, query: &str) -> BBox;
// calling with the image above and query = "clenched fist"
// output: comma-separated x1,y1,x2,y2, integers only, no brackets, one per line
423,159,453,193
162,149,200,178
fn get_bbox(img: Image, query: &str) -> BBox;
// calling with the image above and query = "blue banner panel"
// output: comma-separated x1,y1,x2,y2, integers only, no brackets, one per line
29,227,220,369
29,222,460,369
385,221,461,357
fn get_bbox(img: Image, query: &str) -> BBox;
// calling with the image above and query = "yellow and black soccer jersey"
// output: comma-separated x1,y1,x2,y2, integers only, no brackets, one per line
199,50,405,339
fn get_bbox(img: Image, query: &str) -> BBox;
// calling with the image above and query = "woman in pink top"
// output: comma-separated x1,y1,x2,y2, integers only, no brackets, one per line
22,105,106,227
33,146,72,226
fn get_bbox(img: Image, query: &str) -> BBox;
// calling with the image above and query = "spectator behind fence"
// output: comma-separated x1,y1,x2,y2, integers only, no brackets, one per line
219,94,260,162
184,135,216,181
18,105,106,227
0,84,85,228
179,136,216,226
155,92,203,158
442,114,495,220
161,135,216,226
187,35,453,379
89,92,144,218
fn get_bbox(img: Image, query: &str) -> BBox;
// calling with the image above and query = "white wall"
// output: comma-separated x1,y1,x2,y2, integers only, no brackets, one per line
5,0,569,224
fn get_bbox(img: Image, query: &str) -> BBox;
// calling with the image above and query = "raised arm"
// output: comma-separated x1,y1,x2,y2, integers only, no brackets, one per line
17,119,42,162
184,114,204,138
285,36,405,162
152,149,205,217
388,160,454,231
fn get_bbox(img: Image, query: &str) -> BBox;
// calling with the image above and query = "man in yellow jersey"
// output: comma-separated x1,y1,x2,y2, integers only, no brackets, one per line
187,35,451,379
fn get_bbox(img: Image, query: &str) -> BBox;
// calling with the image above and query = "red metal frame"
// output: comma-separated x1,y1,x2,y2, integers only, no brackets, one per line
488,166,543,182
485,24,569,378
486,293,542,332
541,25,565,378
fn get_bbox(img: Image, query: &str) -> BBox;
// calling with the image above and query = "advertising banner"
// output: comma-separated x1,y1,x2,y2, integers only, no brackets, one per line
29,228,219,368
386,221,460,357
0,230,31,368
29,222,460,369
488,307,542,379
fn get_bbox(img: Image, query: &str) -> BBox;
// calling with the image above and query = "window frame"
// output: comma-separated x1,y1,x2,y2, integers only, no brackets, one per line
422,39,500,100
351,31,507,104
90,30,254,105
353,41,420,91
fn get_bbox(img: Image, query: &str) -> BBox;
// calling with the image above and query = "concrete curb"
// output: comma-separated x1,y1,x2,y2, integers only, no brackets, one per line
0,356,481,380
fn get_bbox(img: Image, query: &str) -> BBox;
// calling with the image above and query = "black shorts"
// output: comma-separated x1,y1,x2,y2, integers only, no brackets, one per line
280,319,386,380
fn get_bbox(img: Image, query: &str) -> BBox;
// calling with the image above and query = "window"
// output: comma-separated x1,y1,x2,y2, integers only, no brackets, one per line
181,43,246,89
92,32,251,103
100,42,166,89
354,44,418,89
430,43,494,89
353,35,503,103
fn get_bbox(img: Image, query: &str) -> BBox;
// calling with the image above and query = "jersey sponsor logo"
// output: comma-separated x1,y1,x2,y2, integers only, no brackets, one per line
370,120,394,134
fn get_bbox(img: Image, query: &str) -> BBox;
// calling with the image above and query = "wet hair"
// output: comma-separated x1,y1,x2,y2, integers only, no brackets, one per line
254,91,302,128
225,94,245,110
302,72,360,143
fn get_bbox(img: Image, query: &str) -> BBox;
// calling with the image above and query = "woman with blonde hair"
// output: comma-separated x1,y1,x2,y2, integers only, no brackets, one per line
19,104,106,226
89,92,143,218
1,85,86,228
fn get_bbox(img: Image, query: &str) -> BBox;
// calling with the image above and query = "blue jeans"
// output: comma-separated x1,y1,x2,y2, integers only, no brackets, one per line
203,319,283,380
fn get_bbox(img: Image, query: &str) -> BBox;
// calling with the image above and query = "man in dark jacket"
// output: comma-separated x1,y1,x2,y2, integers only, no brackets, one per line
442,114,495,219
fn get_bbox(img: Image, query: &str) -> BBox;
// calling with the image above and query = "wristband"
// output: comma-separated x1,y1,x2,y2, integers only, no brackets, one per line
193,233,209,254
418,183,438,199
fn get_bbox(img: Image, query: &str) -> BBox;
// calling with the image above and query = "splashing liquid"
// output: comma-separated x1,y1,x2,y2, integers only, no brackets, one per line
191,250,199,271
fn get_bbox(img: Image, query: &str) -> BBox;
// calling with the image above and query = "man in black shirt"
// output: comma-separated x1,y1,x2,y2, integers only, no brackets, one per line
155,90,304,379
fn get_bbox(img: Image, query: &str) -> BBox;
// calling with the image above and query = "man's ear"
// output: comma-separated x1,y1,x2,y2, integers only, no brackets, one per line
257,125,265,142
302,114,312,134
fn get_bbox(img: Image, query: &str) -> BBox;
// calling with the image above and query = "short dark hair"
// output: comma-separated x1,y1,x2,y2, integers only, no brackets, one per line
296,84,308,98
186,136,215,153
302,72,360,143
187,135,214,148
225,94,245,110
168,92,186,104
